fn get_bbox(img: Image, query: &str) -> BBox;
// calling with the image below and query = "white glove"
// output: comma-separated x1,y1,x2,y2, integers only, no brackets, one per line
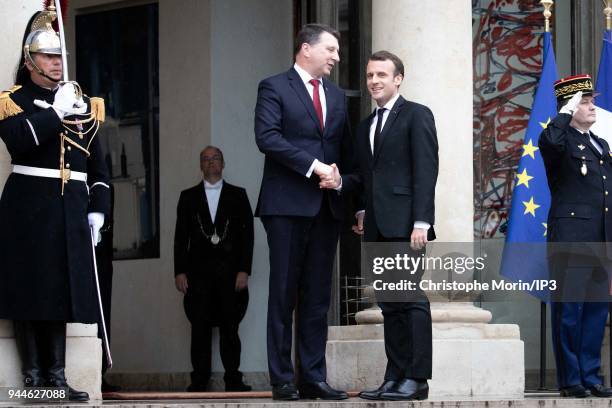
52,83,87,118
560,91,583,116
88,212,105,246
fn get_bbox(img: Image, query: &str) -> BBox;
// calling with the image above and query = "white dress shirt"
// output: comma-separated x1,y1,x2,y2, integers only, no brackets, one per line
369,93,401,153
293,63,329,179
204,179,223,223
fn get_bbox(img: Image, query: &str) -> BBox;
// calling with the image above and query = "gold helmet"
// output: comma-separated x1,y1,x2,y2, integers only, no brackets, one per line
23,5,61,78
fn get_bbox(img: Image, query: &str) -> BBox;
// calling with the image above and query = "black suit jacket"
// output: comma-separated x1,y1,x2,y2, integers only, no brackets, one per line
539,113,612,243
254,67,352,220
344,96,438,241
173,181,254,286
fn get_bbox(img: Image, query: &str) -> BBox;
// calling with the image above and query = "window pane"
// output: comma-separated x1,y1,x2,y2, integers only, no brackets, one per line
76,4,160,259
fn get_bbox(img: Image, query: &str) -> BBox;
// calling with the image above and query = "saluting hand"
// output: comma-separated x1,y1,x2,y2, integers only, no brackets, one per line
560,91,583,116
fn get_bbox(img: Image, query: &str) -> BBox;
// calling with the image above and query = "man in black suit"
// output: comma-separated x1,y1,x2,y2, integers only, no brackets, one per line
254,23,351,400
325,50,438,401
174,146,254,392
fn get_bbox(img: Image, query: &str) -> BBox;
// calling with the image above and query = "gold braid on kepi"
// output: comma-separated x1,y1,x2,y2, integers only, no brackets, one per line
553,74,597,103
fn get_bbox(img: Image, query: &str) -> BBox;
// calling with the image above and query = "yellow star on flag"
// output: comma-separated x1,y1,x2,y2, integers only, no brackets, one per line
522,139,539,159
539,118,551,129
516,168,534,188
542,223,547,237
522,196,540,217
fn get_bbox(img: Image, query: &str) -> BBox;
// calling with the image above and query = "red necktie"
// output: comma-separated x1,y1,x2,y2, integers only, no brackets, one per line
309,79,324,131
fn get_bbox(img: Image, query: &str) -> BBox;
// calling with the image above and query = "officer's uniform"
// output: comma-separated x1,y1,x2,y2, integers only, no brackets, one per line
539,74,612,394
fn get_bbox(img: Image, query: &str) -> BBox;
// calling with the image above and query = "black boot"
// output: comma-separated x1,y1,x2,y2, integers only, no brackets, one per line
43,322,89,402
13,321,45,387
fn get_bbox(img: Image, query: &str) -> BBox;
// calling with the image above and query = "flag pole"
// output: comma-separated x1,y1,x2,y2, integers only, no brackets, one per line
604,1,611,31
541,0,553,33
538,1,553,391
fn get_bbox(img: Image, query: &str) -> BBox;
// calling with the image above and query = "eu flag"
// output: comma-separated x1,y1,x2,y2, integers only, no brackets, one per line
592,29,612,142
500,32,558,300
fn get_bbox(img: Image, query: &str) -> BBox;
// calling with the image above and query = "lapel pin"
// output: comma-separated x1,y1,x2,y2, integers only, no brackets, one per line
578,144,585,150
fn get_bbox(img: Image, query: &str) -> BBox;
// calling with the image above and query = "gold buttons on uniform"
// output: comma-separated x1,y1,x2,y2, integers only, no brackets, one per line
582,156,586,160
66,163,70,169
67,146,71,151
606,208,609,212
571,212,575,216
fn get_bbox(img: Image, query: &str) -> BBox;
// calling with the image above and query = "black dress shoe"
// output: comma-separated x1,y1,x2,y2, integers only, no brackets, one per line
380,378,429,401
101,378,121,393
299,381,348,400
560,384,589,398
225,381,252,392
588,384,612,397
359,380,397,400
186,383,208,392
272,383,299,400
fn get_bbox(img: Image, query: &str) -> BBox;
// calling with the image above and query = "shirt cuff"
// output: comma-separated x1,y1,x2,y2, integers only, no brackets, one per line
306,159,319,178
355,209,365,217
414,221,430,230
334,176,343,191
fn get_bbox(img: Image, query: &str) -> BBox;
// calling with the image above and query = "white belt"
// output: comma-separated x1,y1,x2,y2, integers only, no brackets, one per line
12,165,87,182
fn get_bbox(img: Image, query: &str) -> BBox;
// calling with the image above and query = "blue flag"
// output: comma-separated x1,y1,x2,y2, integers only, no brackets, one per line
500,32,558,300
592,30,612,141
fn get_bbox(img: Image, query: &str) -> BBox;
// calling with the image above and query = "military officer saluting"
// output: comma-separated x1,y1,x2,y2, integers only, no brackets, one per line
0,4,109,402
539,74,612,398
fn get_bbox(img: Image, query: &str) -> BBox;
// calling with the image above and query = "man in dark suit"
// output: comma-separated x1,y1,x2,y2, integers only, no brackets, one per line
325,50,438,401
539,75,612,398
174,146,254,392
254,23,351,400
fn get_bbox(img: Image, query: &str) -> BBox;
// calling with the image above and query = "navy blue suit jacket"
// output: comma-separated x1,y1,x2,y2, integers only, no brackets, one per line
254,68,352,220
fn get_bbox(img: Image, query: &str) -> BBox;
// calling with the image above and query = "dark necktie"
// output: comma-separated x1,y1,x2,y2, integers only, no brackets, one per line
309,79,324,131
373,108,386,152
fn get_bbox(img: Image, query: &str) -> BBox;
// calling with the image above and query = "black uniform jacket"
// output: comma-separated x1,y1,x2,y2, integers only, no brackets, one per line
539,113,612,243
343,96,439,241
0,79,110,322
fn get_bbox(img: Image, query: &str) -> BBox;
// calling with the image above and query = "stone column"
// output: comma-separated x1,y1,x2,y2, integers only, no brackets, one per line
326,1,525,398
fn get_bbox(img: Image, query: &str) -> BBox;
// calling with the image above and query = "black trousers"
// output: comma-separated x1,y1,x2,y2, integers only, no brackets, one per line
262,199,340,385
189,320,242,385
374,232,432,381
184,282,248,385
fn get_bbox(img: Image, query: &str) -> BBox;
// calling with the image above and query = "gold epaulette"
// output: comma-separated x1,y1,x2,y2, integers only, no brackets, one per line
90,97,105,123
0,85,23,121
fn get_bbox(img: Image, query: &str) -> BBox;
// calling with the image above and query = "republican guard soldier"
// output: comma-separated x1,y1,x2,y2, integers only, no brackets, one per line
0,4,110,401
539,74,612,398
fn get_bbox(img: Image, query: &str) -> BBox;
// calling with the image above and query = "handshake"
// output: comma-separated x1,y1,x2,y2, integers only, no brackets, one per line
314,161,342,190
